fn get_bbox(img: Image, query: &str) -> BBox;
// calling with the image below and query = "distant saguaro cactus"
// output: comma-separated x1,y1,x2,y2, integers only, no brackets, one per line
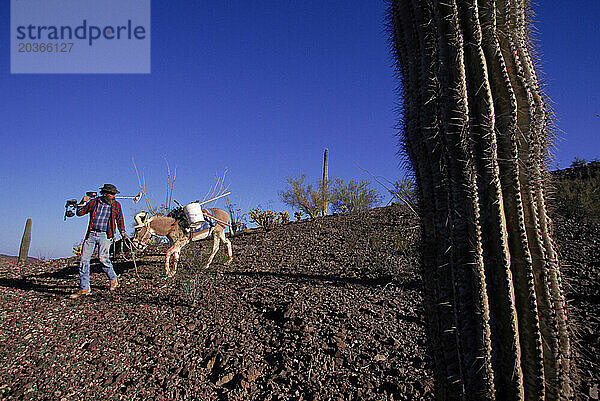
18,218,32,266
322,148,329,216
389,1,571,400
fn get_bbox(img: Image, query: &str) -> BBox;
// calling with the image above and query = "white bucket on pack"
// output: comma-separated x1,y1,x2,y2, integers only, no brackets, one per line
184,202,205,227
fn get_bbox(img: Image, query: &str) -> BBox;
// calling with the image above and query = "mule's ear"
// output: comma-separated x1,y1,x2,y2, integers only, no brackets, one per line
134,212,148,227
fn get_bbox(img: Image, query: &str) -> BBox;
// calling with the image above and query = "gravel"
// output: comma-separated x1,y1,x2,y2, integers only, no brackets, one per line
0,204,597,400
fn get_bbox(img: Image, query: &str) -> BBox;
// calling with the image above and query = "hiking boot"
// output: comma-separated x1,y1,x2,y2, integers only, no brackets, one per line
70,289,91,299
110,278,119,291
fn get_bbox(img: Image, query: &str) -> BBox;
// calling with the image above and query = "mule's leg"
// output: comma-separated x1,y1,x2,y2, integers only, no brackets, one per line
173,249,181,271
169,244,184,277
165,244,177,276
165,257,171,276
168,240,188,278
204,231,221,269
217,229,233,264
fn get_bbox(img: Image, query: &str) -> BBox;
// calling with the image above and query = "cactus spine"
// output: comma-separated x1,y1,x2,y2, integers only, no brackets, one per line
322,148,329,216
18,218,32,266
388,1,571,400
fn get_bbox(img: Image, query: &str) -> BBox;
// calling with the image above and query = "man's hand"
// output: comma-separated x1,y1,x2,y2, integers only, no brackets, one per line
81,195,91,203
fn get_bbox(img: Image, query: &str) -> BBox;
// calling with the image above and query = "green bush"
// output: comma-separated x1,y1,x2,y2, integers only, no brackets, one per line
280,174,327,219
329,178,381,213
390,176,419,216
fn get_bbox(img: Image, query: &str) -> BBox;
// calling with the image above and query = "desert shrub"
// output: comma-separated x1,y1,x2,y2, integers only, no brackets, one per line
232,221,247,232
294,211,304,221
180,273,204,306
363,170,419,217
552,161,600,220
389,176,419,215
249,207,285,230
329,178,382,213
225,198,247,234
570,157,587,169
280,174,327,218
279,211,290,224
145,234,169,246
178,268,219,307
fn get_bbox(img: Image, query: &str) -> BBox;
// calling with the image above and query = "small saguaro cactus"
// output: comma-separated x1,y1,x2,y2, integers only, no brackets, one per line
18,218,32,265
322,148,329,216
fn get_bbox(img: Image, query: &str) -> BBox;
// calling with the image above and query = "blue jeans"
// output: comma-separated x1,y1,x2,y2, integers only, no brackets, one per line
79,231,117,290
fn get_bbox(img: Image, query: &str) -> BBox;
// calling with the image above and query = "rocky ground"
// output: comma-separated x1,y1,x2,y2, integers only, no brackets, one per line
552,215,600,400
0,204,598,400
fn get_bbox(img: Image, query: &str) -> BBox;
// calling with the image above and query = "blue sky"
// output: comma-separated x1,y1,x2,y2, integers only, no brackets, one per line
1,1,599,259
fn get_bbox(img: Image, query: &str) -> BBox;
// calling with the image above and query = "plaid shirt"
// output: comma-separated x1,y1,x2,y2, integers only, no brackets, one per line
92,201,111,232
77,197,126,239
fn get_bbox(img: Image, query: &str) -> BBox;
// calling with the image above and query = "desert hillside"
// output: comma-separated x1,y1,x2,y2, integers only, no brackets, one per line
0,202,598,400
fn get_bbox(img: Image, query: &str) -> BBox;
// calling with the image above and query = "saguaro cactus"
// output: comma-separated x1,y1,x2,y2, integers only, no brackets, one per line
18,218,32,266
322,148,329,216
388,1,571,400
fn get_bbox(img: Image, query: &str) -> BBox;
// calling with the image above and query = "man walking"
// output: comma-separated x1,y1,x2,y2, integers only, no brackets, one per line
71,184,128,299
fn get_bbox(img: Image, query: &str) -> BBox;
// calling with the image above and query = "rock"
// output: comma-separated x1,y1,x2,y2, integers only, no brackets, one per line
216,373,234,386
206,356,217,371
246,366,261,383
591,384,599,400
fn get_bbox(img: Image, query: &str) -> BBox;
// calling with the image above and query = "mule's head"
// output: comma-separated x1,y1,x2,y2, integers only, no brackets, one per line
132,212,153,250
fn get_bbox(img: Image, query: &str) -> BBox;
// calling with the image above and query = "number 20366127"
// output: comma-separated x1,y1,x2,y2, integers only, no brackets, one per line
18,42,74,53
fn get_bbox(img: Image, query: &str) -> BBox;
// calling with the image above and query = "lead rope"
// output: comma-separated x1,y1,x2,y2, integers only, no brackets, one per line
125,237,139,278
